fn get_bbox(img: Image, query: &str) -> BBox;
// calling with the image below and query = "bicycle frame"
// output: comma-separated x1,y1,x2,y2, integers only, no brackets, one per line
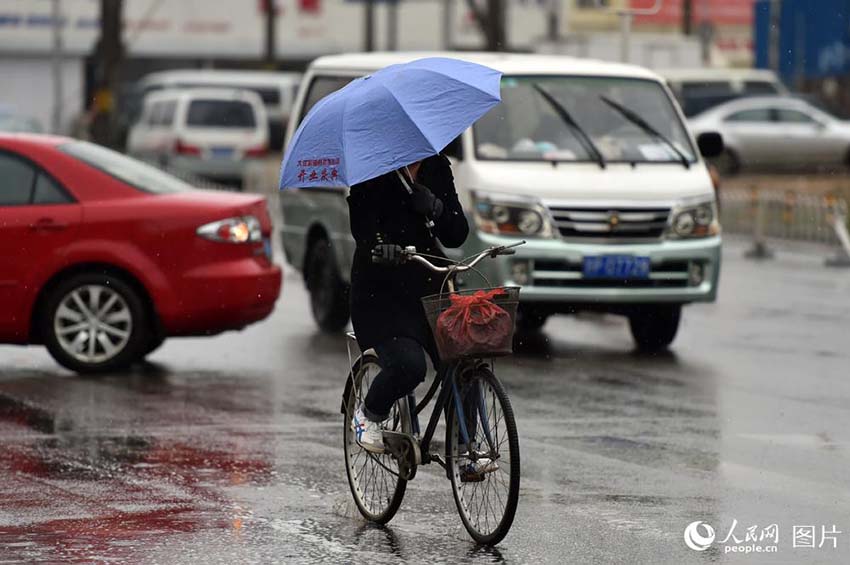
345,242,524,470
345,338,495,471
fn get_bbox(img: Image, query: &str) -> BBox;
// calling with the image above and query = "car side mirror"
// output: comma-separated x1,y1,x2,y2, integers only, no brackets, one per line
697,132,724,159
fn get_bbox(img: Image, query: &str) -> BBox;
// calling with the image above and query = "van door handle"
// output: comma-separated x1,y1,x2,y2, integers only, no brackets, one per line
29,218,68,232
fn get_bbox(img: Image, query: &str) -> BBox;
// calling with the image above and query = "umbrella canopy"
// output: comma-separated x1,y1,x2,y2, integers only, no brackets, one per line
279,57,501,189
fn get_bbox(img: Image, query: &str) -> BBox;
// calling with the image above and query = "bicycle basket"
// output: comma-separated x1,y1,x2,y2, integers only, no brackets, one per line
421,286,520,362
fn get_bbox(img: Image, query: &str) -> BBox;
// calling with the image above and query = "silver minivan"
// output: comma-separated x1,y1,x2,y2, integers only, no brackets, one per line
280,52,724,351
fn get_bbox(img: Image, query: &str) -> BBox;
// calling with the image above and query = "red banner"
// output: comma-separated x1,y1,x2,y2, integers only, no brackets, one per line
631,0,754,26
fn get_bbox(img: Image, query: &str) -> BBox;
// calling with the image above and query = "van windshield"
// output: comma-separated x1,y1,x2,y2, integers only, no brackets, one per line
186,100,256,128
474,76,696,164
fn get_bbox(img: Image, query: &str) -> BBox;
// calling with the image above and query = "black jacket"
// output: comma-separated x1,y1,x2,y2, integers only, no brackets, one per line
348,154,469,358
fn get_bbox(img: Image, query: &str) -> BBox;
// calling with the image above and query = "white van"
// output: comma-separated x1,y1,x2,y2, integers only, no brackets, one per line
135,69,302,151
127,88,269,184
280,52,724,351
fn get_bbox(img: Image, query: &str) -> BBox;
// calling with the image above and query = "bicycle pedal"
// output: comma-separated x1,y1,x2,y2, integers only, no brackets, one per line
460,471,486,483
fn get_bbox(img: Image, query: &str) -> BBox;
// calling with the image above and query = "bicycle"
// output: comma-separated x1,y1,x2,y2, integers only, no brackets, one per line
341,242,524,545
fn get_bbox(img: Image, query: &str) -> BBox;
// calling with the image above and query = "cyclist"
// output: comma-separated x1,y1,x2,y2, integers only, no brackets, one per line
348,153,468,453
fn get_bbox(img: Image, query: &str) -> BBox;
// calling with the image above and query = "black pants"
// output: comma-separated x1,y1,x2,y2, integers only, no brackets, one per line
363,337,429,421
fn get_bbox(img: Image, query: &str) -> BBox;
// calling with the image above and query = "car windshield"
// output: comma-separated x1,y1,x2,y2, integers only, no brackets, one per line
474,76,696,164
60,141,191,194
186,99,256,128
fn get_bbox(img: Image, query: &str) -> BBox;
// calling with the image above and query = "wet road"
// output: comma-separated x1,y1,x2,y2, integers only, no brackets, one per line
2,240,850,564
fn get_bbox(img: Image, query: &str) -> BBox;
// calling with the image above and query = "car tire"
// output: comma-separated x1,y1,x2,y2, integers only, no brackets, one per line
305,236,350,333
628,305,681,353
143,332,167,358
41,272,150,374
515,305,549,333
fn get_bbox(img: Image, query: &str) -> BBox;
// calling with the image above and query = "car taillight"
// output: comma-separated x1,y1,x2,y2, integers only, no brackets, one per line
175,139,201,156
244,145,268,158
197,216,262,243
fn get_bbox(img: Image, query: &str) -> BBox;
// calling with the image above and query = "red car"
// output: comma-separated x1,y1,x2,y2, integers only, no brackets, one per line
0,134,282,373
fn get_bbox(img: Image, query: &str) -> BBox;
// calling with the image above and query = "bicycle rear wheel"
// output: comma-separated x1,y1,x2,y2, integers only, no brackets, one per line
447,366,520,545
343,354,409,524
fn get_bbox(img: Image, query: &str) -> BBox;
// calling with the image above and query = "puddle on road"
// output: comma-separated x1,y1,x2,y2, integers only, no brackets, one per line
0,376,282,563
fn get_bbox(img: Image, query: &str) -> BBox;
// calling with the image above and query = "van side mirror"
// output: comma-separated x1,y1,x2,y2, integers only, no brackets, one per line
697,132,724,159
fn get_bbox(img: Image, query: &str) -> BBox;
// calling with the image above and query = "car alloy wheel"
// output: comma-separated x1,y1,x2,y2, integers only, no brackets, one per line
53,284,133,364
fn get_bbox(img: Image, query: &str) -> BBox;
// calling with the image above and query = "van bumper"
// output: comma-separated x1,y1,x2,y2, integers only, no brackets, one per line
171,155,255,183
461,232,721,307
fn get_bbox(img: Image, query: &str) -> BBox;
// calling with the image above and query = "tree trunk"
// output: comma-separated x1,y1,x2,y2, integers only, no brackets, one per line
464,0,507,51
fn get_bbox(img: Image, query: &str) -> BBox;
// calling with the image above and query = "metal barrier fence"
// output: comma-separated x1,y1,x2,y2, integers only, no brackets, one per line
720,188,850,266
162,165,236,192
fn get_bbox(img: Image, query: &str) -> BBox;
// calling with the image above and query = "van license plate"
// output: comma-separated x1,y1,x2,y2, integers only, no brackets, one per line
583,255,650,279
210,147,233,159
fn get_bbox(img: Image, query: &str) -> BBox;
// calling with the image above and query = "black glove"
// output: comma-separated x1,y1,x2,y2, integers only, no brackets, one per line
410,183,444,219
371,243,405,265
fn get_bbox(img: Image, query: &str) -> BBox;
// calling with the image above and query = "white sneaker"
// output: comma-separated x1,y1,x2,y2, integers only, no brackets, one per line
352,405,385,453
458,444,499,482
460,458,499,482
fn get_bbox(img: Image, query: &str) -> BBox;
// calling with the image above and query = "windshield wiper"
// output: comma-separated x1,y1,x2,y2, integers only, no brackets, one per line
599,95,691,169
532,83,606,169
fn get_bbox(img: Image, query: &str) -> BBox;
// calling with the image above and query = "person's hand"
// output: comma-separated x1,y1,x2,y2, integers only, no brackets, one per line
411,183,444,219
371,244,405,265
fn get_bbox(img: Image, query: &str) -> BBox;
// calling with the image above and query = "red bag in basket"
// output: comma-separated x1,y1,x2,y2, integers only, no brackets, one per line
435,289,511,359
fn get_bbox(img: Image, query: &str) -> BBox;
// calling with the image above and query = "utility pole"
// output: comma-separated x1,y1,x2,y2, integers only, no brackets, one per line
364,0,376,51
486,0,507,51
51,0,64,134
682,0,693,35
618,0,662,63
619,11,633,63
387,0,399,50
768,0,782,72
547,0,560,42
91,0,124,148
264,0,277,67
442,0,453,49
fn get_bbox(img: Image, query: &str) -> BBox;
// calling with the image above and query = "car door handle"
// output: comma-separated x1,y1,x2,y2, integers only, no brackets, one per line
29,218,68,232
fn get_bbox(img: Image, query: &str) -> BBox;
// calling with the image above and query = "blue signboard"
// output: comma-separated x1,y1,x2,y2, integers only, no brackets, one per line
754,0,850,80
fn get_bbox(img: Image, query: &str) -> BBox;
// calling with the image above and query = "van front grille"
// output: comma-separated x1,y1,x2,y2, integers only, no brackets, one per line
547,206,671,241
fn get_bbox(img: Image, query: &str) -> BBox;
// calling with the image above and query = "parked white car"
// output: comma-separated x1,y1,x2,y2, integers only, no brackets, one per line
662,68,788,118
689,96,850,174
134,69,301,151
280,52,725,352
127,88,269,185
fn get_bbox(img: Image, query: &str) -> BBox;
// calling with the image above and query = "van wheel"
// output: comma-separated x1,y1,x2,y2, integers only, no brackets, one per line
41,273,149,374
305,237,350,332
628,305,681,353
516,306,549,333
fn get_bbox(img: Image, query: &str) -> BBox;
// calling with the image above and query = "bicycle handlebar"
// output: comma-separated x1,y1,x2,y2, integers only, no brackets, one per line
402,241,525,273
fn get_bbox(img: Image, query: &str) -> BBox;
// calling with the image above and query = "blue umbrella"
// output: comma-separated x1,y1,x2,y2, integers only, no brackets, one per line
279,57,501,189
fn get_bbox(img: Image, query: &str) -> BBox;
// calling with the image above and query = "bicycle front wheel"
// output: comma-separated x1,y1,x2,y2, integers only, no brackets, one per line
447,366,520,545
343,354,408,524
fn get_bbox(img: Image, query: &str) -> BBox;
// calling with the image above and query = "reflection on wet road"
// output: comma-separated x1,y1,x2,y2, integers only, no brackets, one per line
1,241,850,563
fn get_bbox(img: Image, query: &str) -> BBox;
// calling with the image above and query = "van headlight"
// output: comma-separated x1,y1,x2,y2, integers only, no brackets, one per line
667,200,720,239
471,191,555,238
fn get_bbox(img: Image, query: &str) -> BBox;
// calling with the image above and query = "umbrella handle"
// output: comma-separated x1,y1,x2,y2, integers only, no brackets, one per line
396,170,436,232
